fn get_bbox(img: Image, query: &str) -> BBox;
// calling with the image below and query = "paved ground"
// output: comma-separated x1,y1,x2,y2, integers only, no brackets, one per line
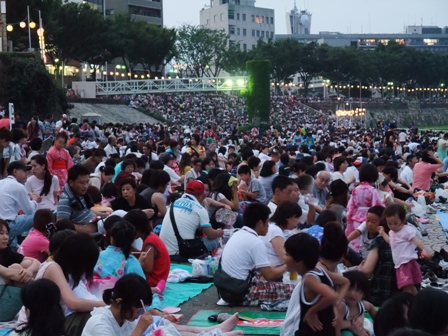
175,210,448,335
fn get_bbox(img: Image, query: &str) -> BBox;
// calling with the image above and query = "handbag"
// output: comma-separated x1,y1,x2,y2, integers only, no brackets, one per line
213,257,254,306
169,205,207,259
0,284,23,322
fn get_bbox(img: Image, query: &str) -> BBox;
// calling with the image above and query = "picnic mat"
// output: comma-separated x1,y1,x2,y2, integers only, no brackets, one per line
162,264,214,308
187,310,372,336
0,321,18,336
437,212,448,238
187,310,285,335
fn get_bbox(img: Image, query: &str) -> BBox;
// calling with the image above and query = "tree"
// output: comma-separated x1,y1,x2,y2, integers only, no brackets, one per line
0,53,69,118
139,25,177,73
174,25,229,77
246,60,271,124
297,42,329,95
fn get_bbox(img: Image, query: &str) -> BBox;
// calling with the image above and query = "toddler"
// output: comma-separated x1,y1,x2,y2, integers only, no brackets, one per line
381,204,432,295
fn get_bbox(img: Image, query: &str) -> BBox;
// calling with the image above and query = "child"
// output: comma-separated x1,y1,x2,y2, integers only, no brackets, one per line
12,278,65,336
237,165,266,203
46,132,74,192
19,209,56,262
347,206,385,260
336,271,377,336
283,233,350,336
381,204,432,295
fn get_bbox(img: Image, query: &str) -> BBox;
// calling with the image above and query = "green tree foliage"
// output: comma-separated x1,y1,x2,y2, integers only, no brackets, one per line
0,53,69,118
246,60,271,124
174,25,229,77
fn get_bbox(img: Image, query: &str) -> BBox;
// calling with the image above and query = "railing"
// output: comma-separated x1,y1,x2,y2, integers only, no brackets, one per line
94,77,248,96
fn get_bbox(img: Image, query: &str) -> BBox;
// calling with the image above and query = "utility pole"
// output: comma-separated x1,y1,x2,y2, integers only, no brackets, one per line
0,1,6,52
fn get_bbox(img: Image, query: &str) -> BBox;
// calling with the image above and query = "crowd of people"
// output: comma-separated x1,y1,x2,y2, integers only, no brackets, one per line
1,92,448,336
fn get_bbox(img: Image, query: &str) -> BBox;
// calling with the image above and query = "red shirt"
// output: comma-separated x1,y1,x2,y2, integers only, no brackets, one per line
143,233,170,287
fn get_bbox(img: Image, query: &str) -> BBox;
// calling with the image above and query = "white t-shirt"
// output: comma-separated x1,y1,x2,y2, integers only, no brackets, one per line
258,152,270,162
220,226,270,280
260,224,285,266
399,165,413,185
25,175,60,210
81,306,137,336
159,194,211,255
267,201,277,218
356,222,377,259
163,165,181,183
398,132,407,142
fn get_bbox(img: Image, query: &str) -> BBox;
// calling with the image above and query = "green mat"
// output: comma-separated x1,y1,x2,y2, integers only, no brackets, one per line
187,310,285,335
187,309,373,336
162,264,213,308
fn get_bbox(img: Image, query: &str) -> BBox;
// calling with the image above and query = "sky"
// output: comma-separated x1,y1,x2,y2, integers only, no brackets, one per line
163,0,448,34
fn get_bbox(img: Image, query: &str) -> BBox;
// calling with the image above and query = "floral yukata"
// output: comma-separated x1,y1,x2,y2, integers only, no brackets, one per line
346,182,384,251
47,146,74,192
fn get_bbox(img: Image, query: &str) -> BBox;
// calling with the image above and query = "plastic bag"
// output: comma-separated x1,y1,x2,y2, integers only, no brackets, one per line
145,318,181,336
435,188,448,202
411,200,425,217
191,259,208,277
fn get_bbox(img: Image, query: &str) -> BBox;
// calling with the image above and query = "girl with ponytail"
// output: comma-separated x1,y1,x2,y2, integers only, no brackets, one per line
12,278,66,336
26,154,60,210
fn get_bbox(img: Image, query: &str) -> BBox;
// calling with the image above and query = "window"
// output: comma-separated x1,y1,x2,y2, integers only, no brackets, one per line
243,43,247,51
243,28,246,36
229,26,235,35
252,44,256,49
270,31,274,38
256,30,260,37
242,13,246,21
266,31,269,38
228,10,234,20
220,13,224,21
229,40,235,47
251,14,255,22
270,17,274,25
206,19,210,25
128,5,161,17
214,14,217,22
105,9,114,15
252,29,255,37
237,28,240,35
261,31,265,38
237,13,240,20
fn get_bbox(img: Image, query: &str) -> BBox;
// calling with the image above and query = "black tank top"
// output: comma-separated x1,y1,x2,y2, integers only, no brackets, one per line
295,266,336,336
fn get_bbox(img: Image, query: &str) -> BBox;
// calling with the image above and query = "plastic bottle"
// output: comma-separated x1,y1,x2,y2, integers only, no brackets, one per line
204,256,211,276
210,257,218,275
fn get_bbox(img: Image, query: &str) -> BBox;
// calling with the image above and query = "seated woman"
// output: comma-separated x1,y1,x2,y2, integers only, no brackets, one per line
123,210,169,293
17,233,105,336
93,220,145,287
11,278,66,336
260,201,302,267
108,178,154,219
114,159,137,187
82,273,243,336
139,170,170,226
0,220,40,287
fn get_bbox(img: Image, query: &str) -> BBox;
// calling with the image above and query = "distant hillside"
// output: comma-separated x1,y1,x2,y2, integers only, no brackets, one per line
69,103,160,125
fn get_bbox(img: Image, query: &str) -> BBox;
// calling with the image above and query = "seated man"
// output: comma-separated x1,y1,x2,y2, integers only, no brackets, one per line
57,165,97,233
0,161,39,247
159,180,223,260
216,203,294,306
311,170,330,212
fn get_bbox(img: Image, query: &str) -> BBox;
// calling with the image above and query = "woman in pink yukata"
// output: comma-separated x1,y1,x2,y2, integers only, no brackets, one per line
346,164,384,251
46,133,74,192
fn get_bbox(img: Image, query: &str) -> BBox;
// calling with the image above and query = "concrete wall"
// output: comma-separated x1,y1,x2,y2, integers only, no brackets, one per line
72,81,96,99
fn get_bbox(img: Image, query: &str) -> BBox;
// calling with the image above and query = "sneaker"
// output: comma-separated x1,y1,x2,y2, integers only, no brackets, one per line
217,298,229,306
427,205,438,214
439,260,448,270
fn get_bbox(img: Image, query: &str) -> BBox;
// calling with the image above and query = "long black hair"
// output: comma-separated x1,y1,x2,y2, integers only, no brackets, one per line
16,278,65,336
31,155,53,196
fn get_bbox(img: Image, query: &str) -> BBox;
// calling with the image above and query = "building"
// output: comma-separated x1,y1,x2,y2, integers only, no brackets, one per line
286,2,311,35
200,0,275,51
68,0,163,25
276,25,448,54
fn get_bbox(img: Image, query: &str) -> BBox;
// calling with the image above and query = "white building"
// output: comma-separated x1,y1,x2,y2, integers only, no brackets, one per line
286,2,311,35
200,0,275,51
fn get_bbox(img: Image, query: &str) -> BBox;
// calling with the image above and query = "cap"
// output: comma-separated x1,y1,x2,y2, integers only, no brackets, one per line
7,161,32,175
329,179,348,197
353,156,365,166
185,180,205,195
159,152,174,165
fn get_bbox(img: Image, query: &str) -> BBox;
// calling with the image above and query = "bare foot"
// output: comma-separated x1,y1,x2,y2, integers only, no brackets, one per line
217,313,239,332
224,331,244,336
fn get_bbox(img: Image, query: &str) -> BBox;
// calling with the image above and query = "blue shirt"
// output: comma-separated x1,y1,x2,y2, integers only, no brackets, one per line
94,245,145,279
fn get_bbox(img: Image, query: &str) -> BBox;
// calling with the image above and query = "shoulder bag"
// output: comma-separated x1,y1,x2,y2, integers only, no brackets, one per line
169,205,207,259
0,284,22,322
213,256,254,306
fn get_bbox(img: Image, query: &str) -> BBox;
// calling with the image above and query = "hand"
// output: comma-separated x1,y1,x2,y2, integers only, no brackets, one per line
377,226,385,235
163,313,180,323
404,201,414,209
21,268,35,283
30,194,42,203
143,209,155,218
134,311,154,334
7,266,26,282
215,228,224,238
332,305,338,327
304,311,323,331
223,204,232,210
423,248,433,260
